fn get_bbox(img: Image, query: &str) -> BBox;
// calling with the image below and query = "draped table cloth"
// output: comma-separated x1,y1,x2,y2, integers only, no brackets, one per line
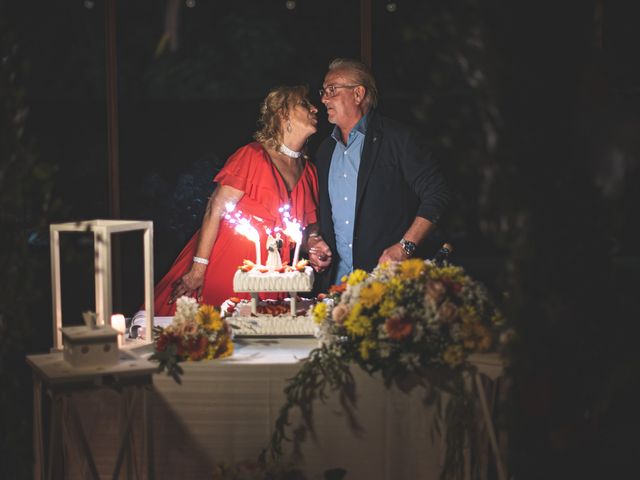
64,338,504,479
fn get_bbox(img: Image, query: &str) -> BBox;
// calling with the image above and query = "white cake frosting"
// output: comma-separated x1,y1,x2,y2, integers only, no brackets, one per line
221,298,317,337
233,266,314,293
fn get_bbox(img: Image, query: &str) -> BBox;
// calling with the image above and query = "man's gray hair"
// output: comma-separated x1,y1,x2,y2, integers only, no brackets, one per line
328,58,378,111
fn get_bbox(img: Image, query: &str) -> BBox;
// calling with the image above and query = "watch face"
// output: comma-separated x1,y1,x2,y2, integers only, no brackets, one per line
401,239,416,255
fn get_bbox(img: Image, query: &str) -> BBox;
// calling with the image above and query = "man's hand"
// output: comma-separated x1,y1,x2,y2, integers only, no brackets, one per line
378,243,408,264
169,268,205,303
308,236,333,273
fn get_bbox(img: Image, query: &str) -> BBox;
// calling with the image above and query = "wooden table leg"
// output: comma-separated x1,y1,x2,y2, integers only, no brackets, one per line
67,395,100,480
112,388,140,479
33,375,44,480
474,373,507,480
144,385,155,480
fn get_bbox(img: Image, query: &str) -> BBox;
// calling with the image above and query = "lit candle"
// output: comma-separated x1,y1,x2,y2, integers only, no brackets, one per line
282,216,303,266
110,314,126,347
233,217,261,266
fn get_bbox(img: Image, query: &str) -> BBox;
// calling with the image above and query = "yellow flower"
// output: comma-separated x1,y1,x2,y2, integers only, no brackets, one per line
399,258,425,280
358,338,377,360
473,324,493,352
343,303,372,336
360,281,387,308
388,277,405,299
443,345,465,367
428,265,467,284
347,269,368,286
209,336,234,359
312,302,328,324
458,305,478,324
491,311,505,326
378,298,397,318
196,304,223,331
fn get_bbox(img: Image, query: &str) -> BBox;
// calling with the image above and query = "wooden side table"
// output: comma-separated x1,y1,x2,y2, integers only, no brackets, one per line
27,350,157,480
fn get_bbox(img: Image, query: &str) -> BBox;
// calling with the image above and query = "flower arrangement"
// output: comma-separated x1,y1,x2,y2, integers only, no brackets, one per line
150,296,233,383
312,258,504,375
267,259,507,480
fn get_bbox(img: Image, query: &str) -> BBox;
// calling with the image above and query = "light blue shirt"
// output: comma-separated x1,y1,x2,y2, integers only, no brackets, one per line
328,114,368,284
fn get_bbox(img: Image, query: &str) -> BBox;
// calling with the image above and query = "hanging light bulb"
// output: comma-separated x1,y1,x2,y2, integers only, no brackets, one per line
385,2,398,13
186,0,196,8
84,0,95,9
285,1,296,10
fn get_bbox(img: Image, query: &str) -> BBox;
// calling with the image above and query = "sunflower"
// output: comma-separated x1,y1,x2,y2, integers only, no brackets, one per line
196,304,223,331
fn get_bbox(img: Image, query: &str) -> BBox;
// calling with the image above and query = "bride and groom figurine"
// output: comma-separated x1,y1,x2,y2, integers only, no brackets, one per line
265,232,284,269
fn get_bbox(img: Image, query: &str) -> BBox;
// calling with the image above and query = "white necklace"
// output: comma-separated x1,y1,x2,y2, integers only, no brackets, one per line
278,143,303,158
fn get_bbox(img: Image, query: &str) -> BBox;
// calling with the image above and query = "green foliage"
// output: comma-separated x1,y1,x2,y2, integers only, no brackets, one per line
148,339,184,385
0,8,63,477
264,343,481,480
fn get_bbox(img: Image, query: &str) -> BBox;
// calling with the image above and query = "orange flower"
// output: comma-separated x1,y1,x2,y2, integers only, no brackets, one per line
385,314,413,341
329,283,347,294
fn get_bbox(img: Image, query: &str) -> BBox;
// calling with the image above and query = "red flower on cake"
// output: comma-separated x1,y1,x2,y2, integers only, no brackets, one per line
294,259,308,272
239,260,255,272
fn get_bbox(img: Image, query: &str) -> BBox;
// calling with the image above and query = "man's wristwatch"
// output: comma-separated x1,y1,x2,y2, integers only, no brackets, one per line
399,238,417,257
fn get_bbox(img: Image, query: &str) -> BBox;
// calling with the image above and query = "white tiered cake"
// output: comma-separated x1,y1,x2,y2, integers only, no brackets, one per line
225,260,317,337
233,265,314,292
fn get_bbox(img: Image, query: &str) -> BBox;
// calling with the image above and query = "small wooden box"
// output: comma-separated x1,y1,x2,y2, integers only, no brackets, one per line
61,326,119,368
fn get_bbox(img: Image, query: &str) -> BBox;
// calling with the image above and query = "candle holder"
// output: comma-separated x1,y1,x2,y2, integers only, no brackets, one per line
49,219,154,350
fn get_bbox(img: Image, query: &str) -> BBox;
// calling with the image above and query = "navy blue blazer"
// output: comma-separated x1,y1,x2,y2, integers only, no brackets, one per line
314,110,450,290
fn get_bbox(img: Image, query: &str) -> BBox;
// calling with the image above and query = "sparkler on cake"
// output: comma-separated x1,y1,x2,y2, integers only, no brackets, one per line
224,203,313,316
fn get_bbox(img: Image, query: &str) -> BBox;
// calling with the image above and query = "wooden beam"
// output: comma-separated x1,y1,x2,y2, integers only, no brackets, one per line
360,0,372,67
105,0,120,219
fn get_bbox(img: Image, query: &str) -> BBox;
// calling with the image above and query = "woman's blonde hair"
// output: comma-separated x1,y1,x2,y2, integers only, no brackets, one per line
254,85,310,151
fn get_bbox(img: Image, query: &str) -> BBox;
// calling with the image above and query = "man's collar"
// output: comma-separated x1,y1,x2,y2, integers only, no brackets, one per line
331,112,369,144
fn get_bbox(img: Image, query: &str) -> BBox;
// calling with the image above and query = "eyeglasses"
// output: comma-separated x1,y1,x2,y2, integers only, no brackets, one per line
318,84,360,98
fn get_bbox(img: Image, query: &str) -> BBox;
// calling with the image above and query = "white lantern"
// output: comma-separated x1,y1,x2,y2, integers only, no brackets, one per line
49,219,154,350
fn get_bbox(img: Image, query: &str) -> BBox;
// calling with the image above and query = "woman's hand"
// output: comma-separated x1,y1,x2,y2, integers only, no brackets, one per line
307,235,333,273
169,266,206,303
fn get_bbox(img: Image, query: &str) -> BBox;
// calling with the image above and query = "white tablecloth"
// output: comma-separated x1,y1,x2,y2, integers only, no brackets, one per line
65,339,503,479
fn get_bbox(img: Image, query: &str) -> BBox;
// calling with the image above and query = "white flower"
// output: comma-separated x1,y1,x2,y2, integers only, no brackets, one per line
377,323,390,340
413,322,425,341
174,296,199,324
378,343,392,358
399,352,420,368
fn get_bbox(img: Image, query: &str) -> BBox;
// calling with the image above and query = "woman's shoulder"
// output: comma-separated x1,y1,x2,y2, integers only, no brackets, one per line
230,141,266,159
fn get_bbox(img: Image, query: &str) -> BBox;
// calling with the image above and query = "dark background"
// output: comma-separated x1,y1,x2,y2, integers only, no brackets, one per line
2,1,639,478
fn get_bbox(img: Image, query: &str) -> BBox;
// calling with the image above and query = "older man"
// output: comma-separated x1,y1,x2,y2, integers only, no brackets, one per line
308,58,450,289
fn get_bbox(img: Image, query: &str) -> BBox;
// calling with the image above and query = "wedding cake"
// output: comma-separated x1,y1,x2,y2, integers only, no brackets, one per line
222,297,317,337
225,259,317,336
233,261,314,293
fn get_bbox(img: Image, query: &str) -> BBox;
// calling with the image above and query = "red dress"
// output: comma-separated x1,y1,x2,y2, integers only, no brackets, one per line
153,142,319,315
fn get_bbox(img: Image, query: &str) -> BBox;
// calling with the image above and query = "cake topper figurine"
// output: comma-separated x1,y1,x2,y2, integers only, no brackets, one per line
265,230,283,269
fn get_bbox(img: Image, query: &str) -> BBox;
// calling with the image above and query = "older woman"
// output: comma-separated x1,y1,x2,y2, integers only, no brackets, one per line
153,85,332,315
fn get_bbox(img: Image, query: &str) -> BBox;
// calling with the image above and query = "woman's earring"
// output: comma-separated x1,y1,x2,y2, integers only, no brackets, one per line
286,121,292,133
